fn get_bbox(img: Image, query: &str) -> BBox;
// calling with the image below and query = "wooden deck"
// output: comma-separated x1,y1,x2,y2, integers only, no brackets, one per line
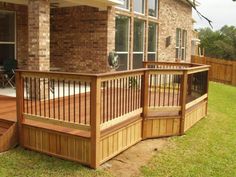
0,95,16,122
0,61,210,168
0,95,17,152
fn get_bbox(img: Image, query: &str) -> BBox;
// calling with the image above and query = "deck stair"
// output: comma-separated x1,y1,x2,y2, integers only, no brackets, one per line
0,119,18,153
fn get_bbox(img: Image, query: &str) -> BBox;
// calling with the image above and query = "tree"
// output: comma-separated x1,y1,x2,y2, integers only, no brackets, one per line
198,26,236,60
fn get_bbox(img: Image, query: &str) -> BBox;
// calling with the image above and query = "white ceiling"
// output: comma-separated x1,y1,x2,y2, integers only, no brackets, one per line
0,0,123,9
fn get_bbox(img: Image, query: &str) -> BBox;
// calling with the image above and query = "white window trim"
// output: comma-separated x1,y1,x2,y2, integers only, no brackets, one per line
115,0,130,12
148,23,158,61
148,0,158,18
134,0,145,15
132,20,145,69
115,16,130,70
176,28,187,61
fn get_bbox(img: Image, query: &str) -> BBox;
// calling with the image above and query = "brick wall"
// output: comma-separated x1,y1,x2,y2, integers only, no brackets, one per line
28,0,50,71
50,6,115,73
158,0,192,62
0,2,28,69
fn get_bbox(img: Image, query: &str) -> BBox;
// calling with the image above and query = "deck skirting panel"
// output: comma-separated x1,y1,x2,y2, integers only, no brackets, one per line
99,119,142,164
184,101,207,132
22,125,91,165
143,117,181,139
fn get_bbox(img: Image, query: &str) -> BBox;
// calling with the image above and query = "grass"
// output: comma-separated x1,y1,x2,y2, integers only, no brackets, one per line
140,82,236,177
0,82,236,177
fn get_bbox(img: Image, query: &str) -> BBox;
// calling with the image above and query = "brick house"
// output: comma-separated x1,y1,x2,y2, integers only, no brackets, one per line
0,0,194,73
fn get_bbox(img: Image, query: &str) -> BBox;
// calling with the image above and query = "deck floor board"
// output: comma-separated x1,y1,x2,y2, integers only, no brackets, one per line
0,95,16,122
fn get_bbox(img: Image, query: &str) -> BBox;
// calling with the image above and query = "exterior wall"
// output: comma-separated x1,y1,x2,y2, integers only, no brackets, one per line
28,0,50,71
50,6,115,73
158,0,192,62
0,2,28,69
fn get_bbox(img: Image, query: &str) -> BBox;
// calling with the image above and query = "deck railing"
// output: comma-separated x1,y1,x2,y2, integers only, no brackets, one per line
16,61,210,168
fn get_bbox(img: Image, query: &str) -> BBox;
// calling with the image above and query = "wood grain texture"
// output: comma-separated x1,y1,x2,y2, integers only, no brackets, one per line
99,119,142,164
184,101,207,132
0,119,17,152
143,117,180,138
0,96,16,122
192,55,236,86
22,125,91,165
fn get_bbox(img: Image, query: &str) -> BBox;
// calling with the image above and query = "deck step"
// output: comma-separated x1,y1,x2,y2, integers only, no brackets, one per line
0,119,18,152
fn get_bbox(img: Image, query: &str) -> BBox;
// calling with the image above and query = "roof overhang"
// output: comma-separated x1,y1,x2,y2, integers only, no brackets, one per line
179,0,200,7
0,0,124,9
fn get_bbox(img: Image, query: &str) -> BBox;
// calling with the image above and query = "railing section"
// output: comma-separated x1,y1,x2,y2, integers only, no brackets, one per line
99,71,143,129
16,62,210,135
18,71,94,131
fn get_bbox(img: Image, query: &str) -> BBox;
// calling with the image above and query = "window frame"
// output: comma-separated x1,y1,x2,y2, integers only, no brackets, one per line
133,19,145,69
176,28,187,61
115,15,130,70
148,0,158,18
134,0,145,15
0,10,16,65
115,0,130,12
148,22,158,61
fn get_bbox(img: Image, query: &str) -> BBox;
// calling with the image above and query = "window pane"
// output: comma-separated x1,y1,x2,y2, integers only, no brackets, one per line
116,54,128,71
182,30,187,47
118,0,129,9
148,53,156,61
133,54,143,69
0,44,15,65
115,16,129,52
148,23,157,52
149,0,157,17
0,11,15,42
176,48,179,59
176,28,181,48
134,0,144,14
133,19,144,52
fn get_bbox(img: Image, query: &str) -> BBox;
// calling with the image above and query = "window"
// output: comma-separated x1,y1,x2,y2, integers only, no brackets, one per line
148,23,157,61
115,16,129,71
133,19,144,69
149,0,158,17
0,10,15,66
176,28,187,61
134,0,145,14
118,0,129,10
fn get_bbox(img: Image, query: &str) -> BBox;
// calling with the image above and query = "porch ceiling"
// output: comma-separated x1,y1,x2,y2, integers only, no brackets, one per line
0,0,123,9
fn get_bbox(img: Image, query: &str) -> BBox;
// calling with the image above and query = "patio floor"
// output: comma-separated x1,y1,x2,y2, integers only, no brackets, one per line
0,95,16,122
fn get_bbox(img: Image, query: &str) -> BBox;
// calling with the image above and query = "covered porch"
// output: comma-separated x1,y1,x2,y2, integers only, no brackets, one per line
0,0,119,74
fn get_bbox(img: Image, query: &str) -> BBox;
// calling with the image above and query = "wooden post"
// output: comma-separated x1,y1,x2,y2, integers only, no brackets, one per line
141,70,149,139
232,61,236,86
16,71,24,146
180,71,188,135
90,76,101,169
205,70,210,115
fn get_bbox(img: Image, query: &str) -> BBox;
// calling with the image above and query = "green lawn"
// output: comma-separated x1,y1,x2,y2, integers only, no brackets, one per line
140,82,236,177
0,82,236,177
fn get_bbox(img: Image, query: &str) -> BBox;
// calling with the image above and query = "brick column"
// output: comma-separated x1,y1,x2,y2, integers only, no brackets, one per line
28,0,50,71
28,0,50,99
